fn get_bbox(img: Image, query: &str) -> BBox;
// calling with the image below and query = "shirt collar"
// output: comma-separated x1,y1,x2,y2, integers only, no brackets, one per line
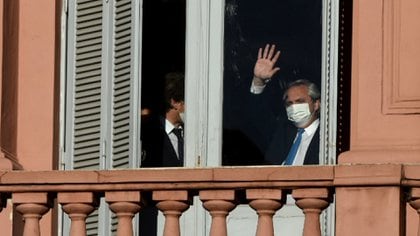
165,119,176,135
165,119,183,135
303,118,319,136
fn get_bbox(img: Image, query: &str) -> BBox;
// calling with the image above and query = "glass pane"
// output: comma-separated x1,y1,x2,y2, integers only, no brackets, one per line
223,0,323,166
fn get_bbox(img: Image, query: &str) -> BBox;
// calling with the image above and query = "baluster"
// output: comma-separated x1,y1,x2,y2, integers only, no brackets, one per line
408,188,420,236
200,190,237,236
247,189,284,236
153,190,190,236
58,192,98,236
0,193,5,213
292,188,331,236
105,191,142,236
13,192,51,236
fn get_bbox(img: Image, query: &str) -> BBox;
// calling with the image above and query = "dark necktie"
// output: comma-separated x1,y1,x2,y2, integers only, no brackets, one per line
284,128,304,165
172,128,184,162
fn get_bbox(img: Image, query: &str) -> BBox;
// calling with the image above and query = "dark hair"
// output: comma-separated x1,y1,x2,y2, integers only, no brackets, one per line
164,72,185,112
282,79,321,102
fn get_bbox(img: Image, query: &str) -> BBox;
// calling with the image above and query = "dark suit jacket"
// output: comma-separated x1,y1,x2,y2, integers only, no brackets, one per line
264,120,319,165
141,116,183,167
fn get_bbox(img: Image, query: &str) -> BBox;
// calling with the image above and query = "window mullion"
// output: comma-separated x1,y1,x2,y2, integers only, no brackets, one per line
184,0,210,168
101,0,114,171
206,0,225,167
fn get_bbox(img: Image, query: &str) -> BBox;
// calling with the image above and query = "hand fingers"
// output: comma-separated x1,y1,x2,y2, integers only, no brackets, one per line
267,44,276,59
263,44,270,58
257,47,262,59
268,67,280,77
272,50,281,63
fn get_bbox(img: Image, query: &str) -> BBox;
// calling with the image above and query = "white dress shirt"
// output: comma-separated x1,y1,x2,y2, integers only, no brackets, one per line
165,119,182,159
287,119,319,165
250,81,267,94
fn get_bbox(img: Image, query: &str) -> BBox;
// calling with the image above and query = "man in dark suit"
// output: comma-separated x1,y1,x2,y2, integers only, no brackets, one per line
139,73,185,235
264,79,320,165
250,44,320,165
141,72,185,167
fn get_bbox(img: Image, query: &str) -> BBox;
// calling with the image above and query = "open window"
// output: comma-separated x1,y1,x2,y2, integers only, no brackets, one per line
222,0,324,166
127,0,340,169
61,0,349,235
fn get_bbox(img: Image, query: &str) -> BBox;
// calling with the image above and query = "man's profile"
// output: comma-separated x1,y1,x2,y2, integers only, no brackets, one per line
141,72,185,167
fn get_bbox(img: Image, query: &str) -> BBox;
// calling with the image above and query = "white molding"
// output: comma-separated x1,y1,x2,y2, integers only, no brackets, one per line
206,0,225,167
185,0,225,168
182,1,215,235
320,0,339,167
184,0,209,168
58,2,68,236
320,1,339,236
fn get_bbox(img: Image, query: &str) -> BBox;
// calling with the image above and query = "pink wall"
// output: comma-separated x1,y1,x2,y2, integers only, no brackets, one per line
337,0,420,235
0,0,419,235
0,1,11,234
340,0,420,163
16,0,57,171
1,0,60,234
1,0,18,170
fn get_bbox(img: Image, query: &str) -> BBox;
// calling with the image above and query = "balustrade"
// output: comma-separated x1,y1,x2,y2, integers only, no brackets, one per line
58,192,98,236
153,190,191,236
247,189,284,236
105,191,143,236
200,190,237,236
13,192,51,236
0,193,5,212
293,188,331,236
408,188,420,236
0,165,419,235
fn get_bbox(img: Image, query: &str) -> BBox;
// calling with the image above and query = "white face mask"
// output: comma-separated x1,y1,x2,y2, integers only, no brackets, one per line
179,112,185,123
286,103,312,128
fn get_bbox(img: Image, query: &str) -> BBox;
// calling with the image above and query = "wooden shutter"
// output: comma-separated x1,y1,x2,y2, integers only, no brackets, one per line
110,0,140,169
64,0,140,235
67,0,104,171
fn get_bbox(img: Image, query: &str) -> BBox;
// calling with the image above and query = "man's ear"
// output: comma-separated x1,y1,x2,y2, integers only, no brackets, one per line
170,98,181,110
314,99,321,112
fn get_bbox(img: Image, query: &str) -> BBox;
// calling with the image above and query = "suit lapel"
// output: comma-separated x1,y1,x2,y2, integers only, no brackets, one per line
303,126,320,165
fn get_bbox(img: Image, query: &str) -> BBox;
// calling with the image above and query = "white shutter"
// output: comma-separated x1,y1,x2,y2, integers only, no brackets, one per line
63,0,140,235
67,0,104,171
110,0,140,169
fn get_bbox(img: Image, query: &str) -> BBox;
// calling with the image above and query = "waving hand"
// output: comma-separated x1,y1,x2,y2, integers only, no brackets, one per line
253,44,281,86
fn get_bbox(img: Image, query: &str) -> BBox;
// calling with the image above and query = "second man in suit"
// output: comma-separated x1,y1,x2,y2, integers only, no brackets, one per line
141,72,185,167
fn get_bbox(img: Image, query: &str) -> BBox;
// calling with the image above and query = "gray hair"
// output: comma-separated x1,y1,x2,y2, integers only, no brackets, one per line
282,79,321,102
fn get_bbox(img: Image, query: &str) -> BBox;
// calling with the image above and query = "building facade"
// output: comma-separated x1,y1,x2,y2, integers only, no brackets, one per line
0,0,420,235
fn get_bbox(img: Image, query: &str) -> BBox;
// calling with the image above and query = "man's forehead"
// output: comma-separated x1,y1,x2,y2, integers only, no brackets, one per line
286,85,309,98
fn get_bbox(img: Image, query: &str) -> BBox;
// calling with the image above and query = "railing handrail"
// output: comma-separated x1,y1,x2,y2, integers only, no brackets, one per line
1,164,420,236
0,166,335,192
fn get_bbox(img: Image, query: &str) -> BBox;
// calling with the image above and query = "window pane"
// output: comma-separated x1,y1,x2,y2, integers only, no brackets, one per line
222,0,323,166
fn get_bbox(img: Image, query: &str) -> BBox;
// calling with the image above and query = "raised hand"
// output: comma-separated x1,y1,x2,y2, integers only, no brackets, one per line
253,44,281,85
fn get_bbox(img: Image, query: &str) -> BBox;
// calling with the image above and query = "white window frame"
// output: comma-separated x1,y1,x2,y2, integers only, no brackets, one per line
183,0,339,235
185,0,338,168
59,0,339,235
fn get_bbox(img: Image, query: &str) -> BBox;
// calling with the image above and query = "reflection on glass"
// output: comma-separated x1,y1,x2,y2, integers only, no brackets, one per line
222,0,323,166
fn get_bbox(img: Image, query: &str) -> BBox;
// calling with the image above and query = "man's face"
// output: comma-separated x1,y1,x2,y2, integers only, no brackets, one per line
285,85,320,126
172,100,185,124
